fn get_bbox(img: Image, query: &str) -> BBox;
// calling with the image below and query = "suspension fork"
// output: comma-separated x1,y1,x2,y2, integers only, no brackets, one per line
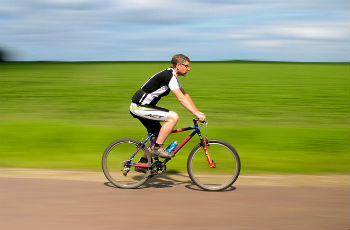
200,136,216,168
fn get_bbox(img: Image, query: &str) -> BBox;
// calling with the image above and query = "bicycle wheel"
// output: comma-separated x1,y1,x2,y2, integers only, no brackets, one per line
102,138,151,189
187,139,240,191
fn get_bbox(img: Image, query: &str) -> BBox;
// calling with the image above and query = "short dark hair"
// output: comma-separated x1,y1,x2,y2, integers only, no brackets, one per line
170,54,190,68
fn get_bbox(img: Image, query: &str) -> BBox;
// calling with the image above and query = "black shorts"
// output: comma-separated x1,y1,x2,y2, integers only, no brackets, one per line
129,103,169,134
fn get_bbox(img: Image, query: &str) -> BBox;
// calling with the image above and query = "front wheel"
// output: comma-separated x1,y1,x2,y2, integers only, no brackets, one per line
187,139,240,191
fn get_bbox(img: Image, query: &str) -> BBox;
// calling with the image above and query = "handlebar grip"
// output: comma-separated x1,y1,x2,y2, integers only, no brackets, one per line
193,118,207,124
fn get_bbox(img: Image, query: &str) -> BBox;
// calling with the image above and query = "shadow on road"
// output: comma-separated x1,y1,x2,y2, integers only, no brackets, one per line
143,173,190,189
103,173,189,190
103,172,237,192
184,184,236,192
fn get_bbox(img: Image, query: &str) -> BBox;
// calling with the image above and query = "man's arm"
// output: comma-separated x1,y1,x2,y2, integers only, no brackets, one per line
180,88,197,110
172,88,206,121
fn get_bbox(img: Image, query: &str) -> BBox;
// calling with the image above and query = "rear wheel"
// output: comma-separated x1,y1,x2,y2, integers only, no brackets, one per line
187,139,240,191
102,138,150,189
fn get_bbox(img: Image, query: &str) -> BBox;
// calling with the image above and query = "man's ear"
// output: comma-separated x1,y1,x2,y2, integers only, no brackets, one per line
175,62,182,70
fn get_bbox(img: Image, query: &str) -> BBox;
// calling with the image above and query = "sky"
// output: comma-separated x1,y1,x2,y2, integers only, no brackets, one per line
0,0,349,62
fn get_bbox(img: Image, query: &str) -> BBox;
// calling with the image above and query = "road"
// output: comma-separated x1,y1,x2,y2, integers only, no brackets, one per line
0,169,349,229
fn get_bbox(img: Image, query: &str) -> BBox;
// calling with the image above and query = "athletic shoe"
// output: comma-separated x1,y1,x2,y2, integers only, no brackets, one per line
152,146,173,159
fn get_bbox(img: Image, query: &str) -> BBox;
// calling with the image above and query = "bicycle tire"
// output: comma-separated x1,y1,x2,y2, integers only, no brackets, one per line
102,138,150,189
187,139,240,191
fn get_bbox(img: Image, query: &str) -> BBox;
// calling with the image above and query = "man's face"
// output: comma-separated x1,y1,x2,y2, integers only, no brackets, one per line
177,61,190,76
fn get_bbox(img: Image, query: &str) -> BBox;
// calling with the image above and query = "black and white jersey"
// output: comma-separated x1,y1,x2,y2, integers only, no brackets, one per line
132,68,181,106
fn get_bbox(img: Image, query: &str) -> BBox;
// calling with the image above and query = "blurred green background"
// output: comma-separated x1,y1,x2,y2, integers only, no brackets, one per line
0,61,349,174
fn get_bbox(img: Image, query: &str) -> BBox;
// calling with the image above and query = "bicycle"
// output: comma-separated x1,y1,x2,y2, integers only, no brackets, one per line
102,119,240,191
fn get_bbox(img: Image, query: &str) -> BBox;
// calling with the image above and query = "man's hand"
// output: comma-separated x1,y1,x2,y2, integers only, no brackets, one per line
196,112,206,123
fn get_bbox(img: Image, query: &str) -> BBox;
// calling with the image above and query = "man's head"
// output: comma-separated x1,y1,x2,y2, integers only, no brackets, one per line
170,54,190,76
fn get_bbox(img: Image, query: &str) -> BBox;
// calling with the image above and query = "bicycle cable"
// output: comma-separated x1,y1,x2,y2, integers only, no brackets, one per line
140,133,148,144
199,120,208,140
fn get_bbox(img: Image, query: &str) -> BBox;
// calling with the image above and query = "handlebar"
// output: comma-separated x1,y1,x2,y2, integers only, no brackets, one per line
193,118,207,125
193,118,208,139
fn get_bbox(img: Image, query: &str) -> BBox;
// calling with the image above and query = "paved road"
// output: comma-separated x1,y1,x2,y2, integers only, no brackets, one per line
0,171,349,229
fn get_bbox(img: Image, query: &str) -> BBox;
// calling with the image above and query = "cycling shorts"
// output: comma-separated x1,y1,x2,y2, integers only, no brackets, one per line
129,103,169,134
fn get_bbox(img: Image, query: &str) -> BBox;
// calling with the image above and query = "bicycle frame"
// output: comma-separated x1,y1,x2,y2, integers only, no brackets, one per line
128,119,215,169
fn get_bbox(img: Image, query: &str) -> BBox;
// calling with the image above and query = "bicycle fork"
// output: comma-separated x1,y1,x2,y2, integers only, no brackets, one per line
201,137,216,168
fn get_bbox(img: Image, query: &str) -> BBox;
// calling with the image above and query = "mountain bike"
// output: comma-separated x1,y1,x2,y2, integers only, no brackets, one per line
102,119,240,191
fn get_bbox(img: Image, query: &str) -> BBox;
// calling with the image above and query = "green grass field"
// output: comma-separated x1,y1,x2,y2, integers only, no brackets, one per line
0,61,349,174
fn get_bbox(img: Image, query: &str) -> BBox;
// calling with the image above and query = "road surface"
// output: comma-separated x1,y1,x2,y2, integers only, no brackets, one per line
0,168,348,229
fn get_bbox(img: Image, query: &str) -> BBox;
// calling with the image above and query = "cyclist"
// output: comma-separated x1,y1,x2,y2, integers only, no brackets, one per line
130,54,206,164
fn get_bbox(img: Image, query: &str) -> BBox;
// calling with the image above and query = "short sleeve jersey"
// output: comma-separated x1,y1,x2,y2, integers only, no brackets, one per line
132,68,181,106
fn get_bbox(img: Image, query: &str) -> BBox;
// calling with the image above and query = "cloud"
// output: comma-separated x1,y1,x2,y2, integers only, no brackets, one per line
278,26,348,39
234,23,349,42
0,0,349,61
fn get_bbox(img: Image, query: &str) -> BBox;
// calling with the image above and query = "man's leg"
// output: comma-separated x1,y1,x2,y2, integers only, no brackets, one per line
130,103,178,158
137,111,178,162
150,111,178,159
155,111,179,145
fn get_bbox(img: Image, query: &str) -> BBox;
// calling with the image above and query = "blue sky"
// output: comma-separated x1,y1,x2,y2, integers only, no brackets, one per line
0,0,349,61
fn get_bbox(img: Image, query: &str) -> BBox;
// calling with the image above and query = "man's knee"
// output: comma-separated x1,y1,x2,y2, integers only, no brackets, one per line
167,111,179,122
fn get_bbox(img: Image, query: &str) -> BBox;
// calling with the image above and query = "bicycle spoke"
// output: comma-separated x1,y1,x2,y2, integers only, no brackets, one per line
102,138,150,189
188,140,240,191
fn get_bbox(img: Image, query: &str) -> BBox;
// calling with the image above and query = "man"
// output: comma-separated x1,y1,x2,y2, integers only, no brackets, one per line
130,54,206,160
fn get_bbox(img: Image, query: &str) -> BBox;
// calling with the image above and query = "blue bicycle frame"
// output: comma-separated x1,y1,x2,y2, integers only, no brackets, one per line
126,119,215,168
